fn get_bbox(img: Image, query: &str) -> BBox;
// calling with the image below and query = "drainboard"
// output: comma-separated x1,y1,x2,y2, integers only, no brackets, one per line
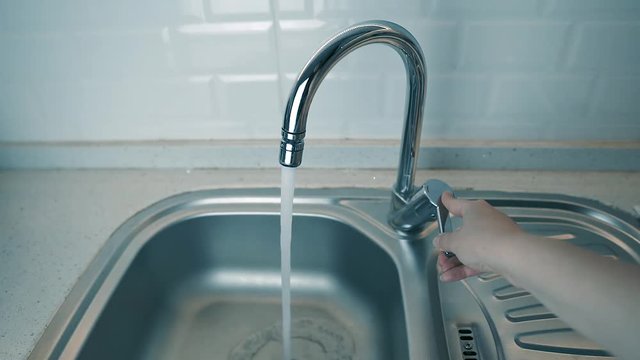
438,194,639,360
28,188,640,360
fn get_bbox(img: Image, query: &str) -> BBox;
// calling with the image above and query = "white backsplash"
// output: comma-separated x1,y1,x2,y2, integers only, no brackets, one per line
1,0,639,142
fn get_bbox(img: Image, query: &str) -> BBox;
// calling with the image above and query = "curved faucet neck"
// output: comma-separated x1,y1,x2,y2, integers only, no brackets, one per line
279,20,427,204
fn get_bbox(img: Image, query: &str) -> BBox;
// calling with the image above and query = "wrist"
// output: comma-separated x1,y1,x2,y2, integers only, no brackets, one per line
486,232,534,276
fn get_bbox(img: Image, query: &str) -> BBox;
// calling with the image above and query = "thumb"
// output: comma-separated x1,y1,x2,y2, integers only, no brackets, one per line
441,191,467,217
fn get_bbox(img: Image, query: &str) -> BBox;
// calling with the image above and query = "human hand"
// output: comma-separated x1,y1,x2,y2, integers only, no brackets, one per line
434,192,526,282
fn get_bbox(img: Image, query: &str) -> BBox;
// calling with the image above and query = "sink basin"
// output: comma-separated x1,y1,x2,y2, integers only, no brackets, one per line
79,215,408,360
29,188,640,360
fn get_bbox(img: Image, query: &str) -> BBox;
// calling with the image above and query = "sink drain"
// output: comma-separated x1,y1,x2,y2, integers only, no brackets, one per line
229,317,355,360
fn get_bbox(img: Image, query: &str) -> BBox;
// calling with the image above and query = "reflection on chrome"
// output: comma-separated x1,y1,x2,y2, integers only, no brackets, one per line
546,233,576,240
277,21,452,232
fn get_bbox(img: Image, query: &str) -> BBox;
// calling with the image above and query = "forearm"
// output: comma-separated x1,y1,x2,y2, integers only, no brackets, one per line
493,235,640,359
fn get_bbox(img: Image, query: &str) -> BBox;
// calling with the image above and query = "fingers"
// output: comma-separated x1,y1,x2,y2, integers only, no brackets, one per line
436,239,482,282
437,252,462,272
433,232,459,254
439,264,481,282
441,191,467,217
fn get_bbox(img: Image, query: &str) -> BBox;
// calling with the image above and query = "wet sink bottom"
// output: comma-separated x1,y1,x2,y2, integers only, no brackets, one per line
74,214,406,360
144,279,364,360
229,317,355,360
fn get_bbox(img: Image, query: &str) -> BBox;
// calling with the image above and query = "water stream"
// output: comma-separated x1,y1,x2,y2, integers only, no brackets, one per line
280,166,296,360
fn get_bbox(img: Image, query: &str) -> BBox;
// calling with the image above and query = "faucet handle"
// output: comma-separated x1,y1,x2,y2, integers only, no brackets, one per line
423,179,456,258
389,178,455,237
423,179,452,232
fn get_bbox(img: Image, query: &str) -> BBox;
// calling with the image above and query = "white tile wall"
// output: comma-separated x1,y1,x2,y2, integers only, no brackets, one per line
570,23,640,73
460,22,570,71
0,0,639,142
431,0,540,19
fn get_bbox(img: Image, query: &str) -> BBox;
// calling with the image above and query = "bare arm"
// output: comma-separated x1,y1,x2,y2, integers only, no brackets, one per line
433,192,640,360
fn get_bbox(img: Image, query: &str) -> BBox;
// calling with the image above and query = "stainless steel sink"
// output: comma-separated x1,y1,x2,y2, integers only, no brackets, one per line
29,188,640,360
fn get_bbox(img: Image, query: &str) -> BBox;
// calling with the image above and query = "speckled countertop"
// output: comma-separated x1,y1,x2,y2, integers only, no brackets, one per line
0,169,638,360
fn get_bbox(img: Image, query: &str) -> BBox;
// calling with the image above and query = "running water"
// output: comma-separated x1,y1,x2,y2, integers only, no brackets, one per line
280,166,296,360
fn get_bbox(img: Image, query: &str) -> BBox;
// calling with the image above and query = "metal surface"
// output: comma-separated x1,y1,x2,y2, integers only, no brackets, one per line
424,179,456,258
423,179,453,234
277,20,454,233
389,179,455,234
28,188,640,360
278,20,427,204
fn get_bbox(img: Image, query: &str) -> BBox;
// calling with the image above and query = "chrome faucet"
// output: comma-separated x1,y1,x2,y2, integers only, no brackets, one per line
279,20,453,235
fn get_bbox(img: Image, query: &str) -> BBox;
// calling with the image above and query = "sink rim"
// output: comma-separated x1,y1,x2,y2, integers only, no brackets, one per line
30,188,438,360
28,187,640,360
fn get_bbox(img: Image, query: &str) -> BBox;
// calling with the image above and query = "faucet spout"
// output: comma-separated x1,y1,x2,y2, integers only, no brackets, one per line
279,20,427,203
